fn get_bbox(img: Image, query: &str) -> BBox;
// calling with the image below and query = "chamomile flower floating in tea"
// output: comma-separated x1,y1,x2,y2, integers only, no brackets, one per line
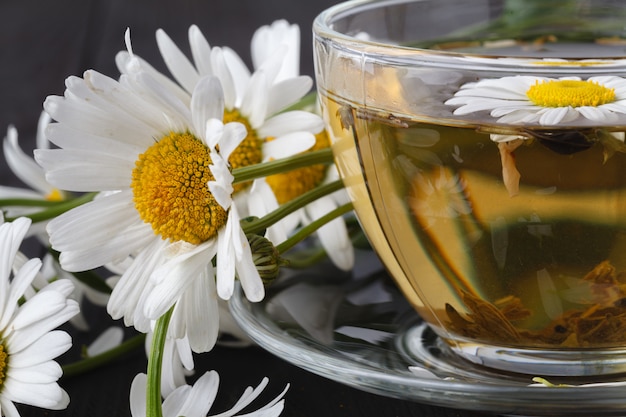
445,75,626,126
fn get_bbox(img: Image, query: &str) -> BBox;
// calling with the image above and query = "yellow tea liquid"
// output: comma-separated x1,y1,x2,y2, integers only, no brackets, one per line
323,94,626,350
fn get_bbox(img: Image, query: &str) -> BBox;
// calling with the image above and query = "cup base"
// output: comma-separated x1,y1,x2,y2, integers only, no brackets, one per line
400,322,626,378
448,340,626,377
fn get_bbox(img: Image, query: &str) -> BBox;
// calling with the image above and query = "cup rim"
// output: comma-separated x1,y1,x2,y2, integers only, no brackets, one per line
312,0,626,74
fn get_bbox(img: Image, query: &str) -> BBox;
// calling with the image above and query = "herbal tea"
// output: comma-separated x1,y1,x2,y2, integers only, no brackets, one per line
324,95,626,351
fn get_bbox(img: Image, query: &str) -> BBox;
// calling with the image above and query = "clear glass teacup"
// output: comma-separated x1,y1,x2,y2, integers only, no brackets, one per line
313,0,626,376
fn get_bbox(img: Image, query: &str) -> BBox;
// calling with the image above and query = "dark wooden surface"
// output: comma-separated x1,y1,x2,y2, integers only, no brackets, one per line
0,1,494,416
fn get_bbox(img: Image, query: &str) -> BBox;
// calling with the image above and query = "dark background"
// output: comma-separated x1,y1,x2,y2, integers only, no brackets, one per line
0,0,492,416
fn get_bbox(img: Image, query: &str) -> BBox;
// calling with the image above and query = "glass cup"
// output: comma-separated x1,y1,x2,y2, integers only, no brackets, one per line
313,0,626,376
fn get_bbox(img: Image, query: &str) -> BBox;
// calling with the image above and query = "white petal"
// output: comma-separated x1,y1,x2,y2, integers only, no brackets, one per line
86,327,124,356
251,20,300,81
211,47,239,109
156,28,200,93
240,70,269,128
7,361,62,384
145,241,215,319
2,379,69,410
266,76,312,115
191,76,224,139
132,72,192,130
7,305,78,356
538,107,578,125
9,331,72,367
229,207,264,302
129,374,148,417
162,385,193,417
189,25,213,76
174,371,219,416
45,123,143,159
3,127,51,195
258,110,323,137
0,397,21,417
48,196,139,249
180,270,219,353
577,106,617,122
216,226,235,300
218,121,248,161
262,131,315,160
306,198,354,271
220,46,251,106
116,51,191,106
107,238,165,326
35,149,134,192
0,258,41,330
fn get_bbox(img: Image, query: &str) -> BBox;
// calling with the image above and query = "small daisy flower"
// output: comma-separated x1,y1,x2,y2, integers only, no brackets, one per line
35,41,263,353
446,75,626,126
130,371,288,417
0,216,79,415
0,112,67,239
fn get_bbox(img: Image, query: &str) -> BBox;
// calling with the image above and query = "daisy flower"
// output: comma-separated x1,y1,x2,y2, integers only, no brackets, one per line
129,371,288,417
35,39,263,353
0,216,79,415
0,112,67,239
445,75,626,126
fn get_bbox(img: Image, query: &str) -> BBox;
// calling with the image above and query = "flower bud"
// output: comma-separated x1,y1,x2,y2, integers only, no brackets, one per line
247,234,288,286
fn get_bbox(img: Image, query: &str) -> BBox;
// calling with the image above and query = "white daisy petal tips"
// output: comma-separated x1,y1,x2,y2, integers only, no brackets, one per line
0,217,78,413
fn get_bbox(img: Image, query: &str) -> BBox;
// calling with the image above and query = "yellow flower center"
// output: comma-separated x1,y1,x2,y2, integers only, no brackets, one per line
223,109,264,193
526,79,615,108
131,132,227,244
266,130,331,204
45,188,64,202
0,344,7,386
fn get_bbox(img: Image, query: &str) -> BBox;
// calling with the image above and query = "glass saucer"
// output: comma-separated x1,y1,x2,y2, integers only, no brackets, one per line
229,257,626,416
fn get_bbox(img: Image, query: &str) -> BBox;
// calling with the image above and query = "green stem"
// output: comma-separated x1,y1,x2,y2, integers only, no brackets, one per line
242,179,345,235
5,192,97,223
0,198,66,207
276,202,354,254
282,247,328,269
232,148,334,184
62,333,146,378
147,307,173,417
